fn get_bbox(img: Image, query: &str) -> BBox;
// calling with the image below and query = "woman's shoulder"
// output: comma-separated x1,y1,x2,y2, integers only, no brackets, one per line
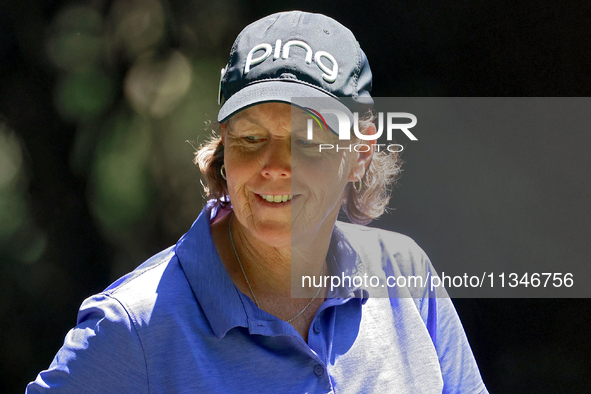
333,221,437,300
84,245,195,326
103,246,177,294
334,221,429,263
26,246,197,392
104,246,181,295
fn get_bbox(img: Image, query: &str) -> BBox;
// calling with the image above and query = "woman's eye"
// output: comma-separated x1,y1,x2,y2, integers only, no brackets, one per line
295,139,317,147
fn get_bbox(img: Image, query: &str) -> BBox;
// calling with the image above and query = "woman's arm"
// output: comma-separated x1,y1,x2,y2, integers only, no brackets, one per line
26,294,148,393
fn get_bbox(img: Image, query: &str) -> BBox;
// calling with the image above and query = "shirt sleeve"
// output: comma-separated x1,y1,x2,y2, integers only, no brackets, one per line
26,293,149,393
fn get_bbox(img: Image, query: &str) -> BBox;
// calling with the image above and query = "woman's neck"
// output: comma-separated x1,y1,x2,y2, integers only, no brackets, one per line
227,212,332,297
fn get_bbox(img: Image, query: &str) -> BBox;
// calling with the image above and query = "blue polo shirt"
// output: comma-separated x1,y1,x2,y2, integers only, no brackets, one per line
27,201,487,393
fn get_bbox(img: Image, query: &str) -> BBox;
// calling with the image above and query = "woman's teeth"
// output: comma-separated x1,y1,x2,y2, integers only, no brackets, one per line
259,194,293,203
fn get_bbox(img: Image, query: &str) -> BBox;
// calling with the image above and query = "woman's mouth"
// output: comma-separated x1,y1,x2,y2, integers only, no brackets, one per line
258,194,293,203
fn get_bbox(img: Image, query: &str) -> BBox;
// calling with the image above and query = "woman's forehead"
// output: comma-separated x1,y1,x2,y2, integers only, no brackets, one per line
228,103,309,128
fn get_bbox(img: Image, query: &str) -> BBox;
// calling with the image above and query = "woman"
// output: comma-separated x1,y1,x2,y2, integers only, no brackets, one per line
28,11,487,393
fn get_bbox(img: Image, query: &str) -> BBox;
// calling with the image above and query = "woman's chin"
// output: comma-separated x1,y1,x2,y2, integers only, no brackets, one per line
247,221,292,249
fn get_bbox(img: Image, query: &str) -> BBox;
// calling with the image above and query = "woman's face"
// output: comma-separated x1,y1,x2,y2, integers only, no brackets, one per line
221,103,370,248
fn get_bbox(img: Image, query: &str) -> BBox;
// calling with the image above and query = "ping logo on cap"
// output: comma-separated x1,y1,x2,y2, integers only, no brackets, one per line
244,39,339,83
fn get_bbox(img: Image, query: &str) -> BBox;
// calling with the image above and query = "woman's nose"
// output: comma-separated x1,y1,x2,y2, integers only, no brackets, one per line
261,139,291,179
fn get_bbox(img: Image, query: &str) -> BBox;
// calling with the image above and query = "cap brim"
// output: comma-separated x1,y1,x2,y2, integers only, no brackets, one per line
217,80,353,134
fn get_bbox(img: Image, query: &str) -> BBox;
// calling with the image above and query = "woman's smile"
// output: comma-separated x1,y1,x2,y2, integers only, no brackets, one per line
256,194,293,203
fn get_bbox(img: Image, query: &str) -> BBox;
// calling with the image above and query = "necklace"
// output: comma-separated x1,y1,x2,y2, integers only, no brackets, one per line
228,214,324,323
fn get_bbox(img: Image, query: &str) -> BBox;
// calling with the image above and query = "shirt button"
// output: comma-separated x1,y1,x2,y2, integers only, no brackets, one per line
313,364,325,378
313,320,321,334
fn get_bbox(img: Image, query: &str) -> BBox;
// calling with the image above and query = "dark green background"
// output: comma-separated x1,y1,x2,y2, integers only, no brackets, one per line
1,0,589,392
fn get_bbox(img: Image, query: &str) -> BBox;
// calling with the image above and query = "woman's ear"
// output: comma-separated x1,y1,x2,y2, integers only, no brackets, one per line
348,122,376,182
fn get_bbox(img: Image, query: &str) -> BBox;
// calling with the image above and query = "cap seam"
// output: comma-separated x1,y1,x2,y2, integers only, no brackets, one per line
353,40,361,100
264,13,281,33
226,31,243,82
288,12,302,74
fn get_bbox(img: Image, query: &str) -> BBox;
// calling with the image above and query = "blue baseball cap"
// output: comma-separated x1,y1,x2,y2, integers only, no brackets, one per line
217,11,373,132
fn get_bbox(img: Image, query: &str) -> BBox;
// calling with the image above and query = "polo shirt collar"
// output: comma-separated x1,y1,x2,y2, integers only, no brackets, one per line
175,200,249,339
175,201,368,339
328,223,370,304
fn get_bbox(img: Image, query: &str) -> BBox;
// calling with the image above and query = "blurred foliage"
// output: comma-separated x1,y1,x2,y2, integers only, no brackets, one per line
0,125,25,240
0,0,246,390
39,0,243,272
0,121,47,265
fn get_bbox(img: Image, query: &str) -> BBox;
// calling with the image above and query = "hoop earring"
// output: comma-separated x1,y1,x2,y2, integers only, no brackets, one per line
220,165,227,180
353,174,362,193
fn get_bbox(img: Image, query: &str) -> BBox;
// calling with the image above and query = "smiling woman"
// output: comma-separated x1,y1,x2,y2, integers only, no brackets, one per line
205,102,373,338
27,11,488,394
196,107,401,226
